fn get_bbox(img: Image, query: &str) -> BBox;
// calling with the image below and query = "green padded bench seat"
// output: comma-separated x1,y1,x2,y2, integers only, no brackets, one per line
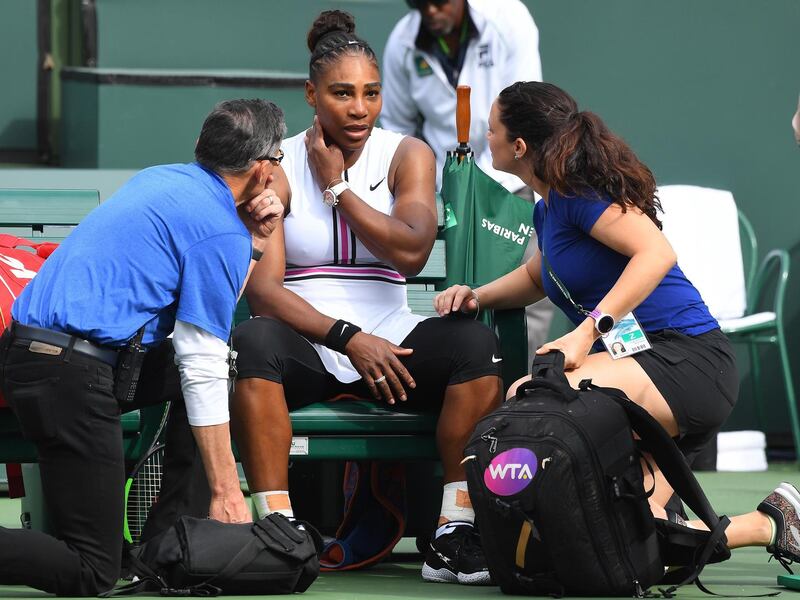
0,189,100,242
290,401,438,434
0,170,137,202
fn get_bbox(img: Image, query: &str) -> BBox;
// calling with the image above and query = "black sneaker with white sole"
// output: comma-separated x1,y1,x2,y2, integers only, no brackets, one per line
421,521,492,585
757,481,800,572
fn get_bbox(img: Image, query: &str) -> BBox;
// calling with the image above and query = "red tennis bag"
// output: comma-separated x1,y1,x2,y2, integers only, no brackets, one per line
0,234,58,497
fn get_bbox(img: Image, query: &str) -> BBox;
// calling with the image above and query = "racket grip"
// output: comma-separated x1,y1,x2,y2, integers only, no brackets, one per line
456,86,471,145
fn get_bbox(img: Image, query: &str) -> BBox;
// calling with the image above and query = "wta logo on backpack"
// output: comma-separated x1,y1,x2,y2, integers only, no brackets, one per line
483,448,538,496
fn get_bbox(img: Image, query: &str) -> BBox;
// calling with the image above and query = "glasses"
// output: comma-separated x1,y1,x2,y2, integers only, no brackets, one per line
256,148,284,165
406,0,449,9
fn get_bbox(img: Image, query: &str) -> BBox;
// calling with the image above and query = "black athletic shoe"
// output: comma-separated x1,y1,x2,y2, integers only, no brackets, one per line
757,482,800,573
421,521,492,585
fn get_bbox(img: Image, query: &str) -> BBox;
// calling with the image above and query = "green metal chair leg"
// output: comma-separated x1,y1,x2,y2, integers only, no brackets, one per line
749,341,764,430
776,333,800,466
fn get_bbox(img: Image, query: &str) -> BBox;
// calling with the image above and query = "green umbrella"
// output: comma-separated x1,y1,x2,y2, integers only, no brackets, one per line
437,86,533,384
439,152,533,291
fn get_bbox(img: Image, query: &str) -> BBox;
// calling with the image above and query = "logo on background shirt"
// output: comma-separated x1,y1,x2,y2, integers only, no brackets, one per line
478,44,494,68
484,448,537,496
414,54,433,77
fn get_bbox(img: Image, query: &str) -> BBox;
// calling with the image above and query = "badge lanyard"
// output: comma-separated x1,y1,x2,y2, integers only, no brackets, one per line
540,208,651,359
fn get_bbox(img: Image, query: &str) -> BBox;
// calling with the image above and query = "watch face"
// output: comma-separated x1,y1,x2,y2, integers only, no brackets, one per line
322,189,336,207
597,314,615,334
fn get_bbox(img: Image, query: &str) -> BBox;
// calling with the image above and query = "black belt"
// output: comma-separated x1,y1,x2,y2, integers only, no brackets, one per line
10,322,119,366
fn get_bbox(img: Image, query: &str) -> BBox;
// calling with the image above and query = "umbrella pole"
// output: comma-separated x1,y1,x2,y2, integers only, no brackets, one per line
456,85,471,162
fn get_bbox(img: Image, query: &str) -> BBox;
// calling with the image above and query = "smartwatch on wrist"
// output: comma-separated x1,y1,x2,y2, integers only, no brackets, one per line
322,180,350,207
588,309,615,335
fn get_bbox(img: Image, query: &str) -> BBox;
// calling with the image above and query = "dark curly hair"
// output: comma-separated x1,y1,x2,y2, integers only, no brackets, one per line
498,81,661,228
307,10,378,81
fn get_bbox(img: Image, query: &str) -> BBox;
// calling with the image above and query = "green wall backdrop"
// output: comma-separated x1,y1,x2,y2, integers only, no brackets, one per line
0,0,38,153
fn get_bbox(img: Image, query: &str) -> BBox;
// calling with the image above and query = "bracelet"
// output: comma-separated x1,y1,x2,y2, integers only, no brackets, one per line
471,290,481,320
251,247,264,262
324,319,362,353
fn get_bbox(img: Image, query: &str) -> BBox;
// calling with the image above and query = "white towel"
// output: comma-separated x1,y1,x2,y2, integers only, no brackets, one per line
657,185,746,320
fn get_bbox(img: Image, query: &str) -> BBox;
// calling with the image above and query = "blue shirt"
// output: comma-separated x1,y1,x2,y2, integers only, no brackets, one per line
533,189,718,337
13,163,251,345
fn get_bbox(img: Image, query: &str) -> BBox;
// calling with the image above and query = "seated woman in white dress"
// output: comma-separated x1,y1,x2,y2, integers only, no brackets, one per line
230,10,502,586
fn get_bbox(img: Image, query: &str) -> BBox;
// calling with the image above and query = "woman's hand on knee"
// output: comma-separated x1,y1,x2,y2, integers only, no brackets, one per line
345,332,415,405
434,285,478,316
536,327,595,370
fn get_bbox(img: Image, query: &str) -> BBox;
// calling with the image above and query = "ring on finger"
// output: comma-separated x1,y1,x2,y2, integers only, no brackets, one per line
374,375,387,384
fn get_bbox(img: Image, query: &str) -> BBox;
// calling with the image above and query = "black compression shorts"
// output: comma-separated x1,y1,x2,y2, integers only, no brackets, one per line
632,327,737,461
231,315,502,411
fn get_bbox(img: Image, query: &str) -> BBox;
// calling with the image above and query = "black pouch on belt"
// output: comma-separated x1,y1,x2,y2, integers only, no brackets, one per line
114,327,146,408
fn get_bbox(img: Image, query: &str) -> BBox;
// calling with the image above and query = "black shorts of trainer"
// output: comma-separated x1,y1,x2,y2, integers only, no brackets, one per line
631,327,738,463
231,315,503,410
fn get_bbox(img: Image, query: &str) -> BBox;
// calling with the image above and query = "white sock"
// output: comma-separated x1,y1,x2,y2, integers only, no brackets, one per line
438,481,475,525
252,490,294,519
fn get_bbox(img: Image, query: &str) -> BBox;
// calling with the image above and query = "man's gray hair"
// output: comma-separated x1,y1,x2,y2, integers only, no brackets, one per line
195,99,287,174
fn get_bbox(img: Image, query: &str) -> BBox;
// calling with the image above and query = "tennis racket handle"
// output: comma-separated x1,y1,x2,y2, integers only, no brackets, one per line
456,85,471,145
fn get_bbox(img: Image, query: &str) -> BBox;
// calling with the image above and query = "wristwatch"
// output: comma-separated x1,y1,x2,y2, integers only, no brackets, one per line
588,309,615,335
322,180,350,207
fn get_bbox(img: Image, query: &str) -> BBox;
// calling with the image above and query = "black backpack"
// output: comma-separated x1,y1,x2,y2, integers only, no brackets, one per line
464,351,730,597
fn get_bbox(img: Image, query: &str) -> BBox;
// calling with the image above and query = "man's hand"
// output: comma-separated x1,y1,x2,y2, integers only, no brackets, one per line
190,422,253,524
305,116,344,192
209,488,252,524
239,180,284,246
345,332,416,404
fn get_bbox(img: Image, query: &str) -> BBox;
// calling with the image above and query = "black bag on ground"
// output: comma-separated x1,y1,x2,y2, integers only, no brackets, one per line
464,351,730,597
109,513,322,596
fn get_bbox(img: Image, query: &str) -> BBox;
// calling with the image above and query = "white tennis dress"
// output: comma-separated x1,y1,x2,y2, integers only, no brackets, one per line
281,127,427,382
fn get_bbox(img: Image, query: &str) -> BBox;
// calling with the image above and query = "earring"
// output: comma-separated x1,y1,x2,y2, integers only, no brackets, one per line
513,154,520,160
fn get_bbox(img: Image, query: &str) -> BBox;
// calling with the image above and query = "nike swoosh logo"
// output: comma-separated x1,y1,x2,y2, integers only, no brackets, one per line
341,323,349,335
491,355,503,363
369,177,385,191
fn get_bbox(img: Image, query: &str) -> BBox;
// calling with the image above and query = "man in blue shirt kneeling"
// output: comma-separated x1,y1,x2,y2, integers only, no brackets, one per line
0,99,286,596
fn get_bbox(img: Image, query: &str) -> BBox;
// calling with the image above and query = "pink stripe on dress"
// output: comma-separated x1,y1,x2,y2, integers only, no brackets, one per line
285,266,405,281
339,217,349,263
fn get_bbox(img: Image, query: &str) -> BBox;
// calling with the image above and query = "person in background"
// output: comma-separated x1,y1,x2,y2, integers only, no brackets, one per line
381,0,554,360
436,80,800,568
0,99,285,596
231,10,502,586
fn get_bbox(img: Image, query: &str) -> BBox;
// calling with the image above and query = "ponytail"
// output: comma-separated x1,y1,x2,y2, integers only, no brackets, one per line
498,82,661,228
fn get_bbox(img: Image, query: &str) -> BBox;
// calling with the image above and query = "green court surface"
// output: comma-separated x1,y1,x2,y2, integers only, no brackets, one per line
0,466,797,599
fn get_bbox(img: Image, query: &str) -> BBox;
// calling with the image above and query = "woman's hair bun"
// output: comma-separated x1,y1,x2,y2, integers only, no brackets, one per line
307,10,356,52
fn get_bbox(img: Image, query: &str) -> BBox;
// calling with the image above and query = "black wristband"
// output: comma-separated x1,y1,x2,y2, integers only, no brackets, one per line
324,319,361,353
251,247,263,262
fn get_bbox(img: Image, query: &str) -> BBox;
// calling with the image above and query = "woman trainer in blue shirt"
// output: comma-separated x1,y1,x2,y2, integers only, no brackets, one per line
435,81,800,564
